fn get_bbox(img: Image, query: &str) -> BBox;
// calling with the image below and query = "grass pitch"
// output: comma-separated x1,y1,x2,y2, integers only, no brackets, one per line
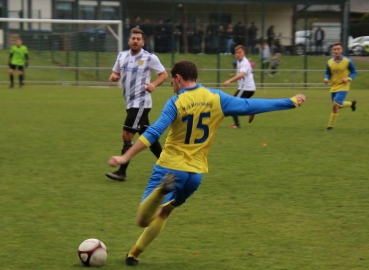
1,85,369,270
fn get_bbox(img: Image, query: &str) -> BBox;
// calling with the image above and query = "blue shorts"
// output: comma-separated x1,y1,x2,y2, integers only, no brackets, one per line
141,164,203,207
331,91,348,106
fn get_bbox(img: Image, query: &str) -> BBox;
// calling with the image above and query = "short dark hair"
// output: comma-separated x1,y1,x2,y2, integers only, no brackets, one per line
333,42,343,48
130,28,145,39
171,60,198,82
234,45,245,53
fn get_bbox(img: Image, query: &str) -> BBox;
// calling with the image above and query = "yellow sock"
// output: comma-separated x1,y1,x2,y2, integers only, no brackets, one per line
328,113,338,127
128,216,168,259
138,187,165,224
339,101,352,108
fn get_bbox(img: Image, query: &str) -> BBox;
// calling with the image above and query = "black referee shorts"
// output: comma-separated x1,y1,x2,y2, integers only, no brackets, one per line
123,108,151,134
9,65,24,71
233,90,255,99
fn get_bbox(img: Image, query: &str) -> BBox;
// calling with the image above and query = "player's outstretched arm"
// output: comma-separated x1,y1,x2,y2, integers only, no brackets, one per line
108,140,147,166
108,97,178,167
223,72,245,86
217,90,305,116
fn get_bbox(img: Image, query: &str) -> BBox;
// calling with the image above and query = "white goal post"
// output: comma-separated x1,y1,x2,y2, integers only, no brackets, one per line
0,18,123,54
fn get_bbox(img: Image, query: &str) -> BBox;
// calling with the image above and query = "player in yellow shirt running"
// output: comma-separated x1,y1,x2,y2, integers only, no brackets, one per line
324,42,357,130
108,60,306,266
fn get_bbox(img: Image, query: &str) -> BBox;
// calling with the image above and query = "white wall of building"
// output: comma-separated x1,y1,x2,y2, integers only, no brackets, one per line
31,0,52,30
8,0,28,29
8,0,52,30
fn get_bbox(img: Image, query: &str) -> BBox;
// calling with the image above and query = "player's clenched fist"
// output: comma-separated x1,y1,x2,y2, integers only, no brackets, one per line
109,72,120,82
294,94,306,106
108,155,130,167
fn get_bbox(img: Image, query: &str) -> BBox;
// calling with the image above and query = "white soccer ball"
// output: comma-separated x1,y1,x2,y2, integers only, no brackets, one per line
78,238,107,267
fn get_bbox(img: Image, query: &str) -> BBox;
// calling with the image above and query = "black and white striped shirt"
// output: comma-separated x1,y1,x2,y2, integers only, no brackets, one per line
112,49,165,109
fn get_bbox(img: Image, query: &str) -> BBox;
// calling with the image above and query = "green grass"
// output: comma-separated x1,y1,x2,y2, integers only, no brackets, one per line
1,85,369,270
1,49,368,88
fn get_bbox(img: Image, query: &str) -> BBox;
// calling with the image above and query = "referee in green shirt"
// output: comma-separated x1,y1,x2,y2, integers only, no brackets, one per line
9,38,29,88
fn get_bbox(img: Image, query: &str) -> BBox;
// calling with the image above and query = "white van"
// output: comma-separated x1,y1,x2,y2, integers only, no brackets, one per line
295,23,341,55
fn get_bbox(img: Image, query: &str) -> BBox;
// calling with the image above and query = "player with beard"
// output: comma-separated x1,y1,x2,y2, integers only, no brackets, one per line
106,28,168,181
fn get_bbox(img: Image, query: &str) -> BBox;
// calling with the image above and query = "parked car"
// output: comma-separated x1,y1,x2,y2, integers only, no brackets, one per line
348,36,369,56
295,30,335,56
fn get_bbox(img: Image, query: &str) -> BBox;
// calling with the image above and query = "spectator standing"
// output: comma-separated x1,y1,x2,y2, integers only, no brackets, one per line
225,23,234,55
173,21,183,53
234,21,246,46
133,16,141,29
268,53,281,77
315,26,325,55
124,18,133,50
206,20,218,54
267,25,275,52
141,18,154,53
193,24,204,54
247,22,258,54
218,24,226,54
261,41,271,74
155,19,167,53
186,25,195,53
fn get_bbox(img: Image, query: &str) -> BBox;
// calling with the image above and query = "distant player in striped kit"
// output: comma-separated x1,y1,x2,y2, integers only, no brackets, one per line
106,28,168,181
223,45,256,128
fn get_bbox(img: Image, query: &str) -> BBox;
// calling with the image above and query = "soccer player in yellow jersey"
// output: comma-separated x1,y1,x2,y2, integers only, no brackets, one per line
108,60,306,266
324,42,357,130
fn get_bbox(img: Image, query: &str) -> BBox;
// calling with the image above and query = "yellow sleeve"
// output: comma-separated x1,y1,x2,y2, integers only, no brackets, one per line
138,135,152,147
290,96,299,107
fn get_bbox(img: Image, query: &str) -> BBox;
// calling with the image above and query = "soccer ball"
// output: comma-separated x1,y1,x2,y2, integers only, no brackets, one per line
77,238,107,267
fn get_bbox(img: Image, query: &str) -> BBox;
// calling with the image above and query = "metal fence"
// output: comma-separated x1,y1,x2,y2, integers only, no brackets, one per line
1,65,368,89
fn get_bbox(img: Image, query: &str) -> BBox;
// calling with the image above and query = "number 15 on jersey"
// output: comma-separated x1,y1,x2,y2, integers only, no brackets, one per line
182,112,210,144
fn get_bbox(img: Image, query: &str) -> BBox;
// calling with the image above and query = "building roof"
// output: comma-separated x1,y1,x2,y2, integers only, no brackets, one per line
351,0,369,13
296,0,369,13
132,0,348,4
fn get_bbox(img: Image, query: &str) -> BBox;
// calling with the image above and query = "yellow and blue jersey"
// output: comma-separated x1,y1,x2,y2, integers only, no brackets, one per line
139,84,298,173
325,56,357,92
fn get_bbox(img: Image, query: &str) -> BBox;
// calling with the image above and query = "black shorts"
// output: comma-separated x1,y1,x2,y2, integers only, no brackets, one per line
10,65,24,71
123,108,151,134
233,90,255,99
